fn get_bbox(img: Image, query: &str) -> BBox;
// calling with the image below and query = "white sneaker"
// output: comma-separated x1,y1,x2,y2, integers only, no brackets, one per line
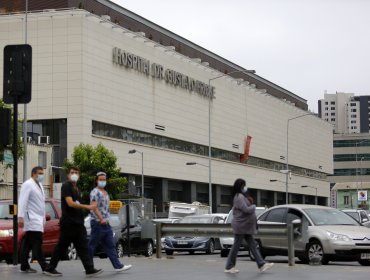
224,267,239,273
260,263,274,272
115,264,132,272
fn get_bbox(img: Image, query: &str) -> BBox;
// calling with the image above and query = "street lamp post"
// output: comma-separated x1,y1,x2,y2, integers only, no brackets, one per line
301,185,318,205
286,113,313,204
128,149,144,218
207,69,255,214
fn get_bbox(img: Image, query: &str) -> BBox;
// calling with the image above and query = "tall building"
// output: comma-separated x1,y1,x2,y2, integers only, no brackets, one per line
0,4,333,214
318,92,370,134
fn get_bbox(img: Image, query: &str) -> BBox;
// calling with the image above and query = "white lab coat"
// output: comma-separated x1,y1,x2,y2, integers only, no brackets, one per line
18,178,46,232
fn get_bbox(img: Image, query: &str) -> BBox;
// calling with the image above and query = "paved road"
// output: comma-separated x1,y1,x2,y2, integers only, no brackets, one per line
0,253,368,280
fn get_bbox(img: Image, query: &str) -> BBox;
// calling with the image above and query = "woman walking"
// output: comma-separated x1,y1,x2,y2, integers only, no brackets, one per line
225,178,274,273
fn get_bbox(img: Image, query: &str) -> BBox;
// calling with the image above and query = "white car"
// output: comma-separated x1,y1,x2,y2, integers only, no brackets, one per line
219,207,267,257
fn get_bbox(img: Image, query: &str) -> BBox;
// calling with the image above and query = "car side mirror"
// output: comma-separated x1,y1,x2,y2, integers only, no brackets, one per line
291,219,301,225
362,218,369,223
45,214,51,221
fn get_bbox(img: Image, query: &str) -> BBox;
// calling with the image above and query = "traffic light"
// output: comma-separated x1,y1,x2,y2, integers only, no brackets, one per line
3,44,32,104
0,107,11,145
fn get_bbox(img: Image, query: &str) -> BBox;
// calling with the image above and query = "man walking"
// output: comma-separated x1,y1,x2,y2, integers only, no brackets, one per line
18,166,48,273
44,166,103,277
88,171,132,272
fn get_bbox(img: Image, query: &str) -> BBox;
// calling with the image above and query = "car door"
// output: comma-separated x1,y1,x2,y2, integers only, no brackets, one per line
281,208,307,252
258,207,287,250
42,201,61,255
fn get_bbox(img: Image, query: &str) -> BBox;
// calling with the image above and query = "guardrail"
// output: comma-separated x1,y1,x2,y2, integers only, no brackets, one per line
142,220,302,266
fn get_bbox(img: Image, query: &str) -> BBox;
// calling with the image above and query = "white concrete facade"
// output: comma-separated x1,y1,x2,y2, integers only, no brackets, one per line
0,10,332,210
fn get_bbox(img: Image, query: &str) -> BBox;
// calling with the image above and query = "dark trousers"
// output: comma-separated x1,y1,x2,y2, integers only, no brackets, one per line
226,234,265,269
48,224,94,272
88,220,123,269
20,231,47,271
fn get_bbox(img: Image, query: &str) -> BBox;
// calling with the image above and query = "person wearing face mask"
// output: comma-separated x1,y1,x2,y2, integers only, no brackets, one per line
18,166,48,273
88,172,132,272
44,167,103,277
225,178,274,274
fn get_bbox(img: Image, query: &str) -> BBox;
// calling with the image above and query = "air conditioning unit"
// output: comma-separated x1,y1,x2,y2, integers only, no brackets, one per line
38,136,50,145
20,136,32,143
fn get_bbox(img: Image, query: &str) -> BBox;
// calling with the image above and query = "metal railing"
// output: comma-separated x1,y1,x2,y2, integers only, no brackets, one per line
142,221,302,266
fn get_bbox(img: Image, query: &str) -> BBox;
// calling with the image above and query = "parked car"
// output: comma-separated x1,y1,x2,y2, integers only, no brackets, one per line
219,207,267,257
152,218,181,249
0,199,76,264
255,204,370,265
341,209,370,228
164,214,224,255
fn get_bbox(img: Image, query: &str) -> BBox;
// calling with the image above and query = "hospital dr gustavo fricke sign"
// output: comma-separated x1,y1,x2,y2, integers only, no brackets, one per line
113,47,216,99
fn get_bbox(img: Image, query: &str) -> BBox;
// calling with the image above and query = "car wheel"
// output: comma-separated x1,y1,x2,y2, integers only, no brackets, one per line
165,250,174,256
144,241,154,257
67,243,78,260
116,242,124,258
220,249,229,258
306,240,328,265
358,260,370,266
206,239,215,255
249,240,264,261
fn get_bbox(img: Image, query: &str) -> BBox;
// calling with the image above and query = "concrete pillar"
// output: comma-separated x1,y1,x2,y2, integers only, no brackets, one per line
302,195,306,204
273,192,278,206
215,185,222,212
256,189,261,206
162,178,168,205
190,182,197,202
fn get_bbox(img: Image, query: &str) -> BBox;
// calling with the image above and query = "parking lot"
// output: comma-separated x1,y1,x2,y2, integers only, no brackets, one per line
0,252,368,280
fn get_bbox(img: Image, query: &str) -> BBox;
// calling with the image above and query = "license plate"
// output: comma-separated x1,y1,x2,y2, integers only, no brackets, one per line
361,253,370,259
177,241,188,245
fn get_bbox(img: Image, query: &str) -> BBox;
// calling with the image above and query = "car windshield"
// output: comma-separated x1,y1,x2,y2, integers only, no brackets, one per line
180,216,212,224
304,208,359,226
344,212,360,222
0,202,12,219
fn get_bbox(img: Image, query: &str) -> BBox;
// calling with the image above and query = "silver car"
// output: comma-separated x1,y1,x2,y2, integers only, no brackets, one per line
256,204,370,266
341,209,370,228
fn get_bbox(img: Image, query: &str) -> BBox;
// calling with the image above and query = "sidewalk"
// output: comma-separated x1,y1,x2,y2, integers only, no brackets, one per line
0,255,367,280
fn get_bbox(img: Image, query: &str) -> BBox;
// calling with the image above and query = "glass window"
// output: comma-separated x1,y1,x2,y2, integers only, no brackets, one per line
304,208,358,225
286,209,302,224
45,202,57,220
38,151,47,168
264,208,286,223
0,202,12,219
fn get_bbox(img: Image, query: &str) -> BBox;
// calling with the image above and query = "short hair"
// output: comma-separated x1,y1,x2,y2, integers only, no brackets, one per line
31,166,44,175
96,171,107,180
67,166,80,174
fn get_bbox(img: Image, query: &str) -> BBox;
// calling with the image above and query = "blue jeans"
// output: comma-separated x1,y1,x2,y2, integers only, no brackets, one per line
225,234,265,269
88,219,123,269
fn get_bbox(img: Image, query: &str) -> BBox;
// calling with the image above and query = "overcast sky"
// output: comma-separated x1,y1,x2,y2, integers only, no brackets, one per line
112,0,370,112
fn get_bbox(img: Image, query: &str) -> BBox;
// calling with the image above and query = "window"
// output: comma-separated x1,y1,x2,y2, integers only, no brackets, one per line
331,107,335,110
325,113,328,116
325,102,328,105
351,120,356,124
38,151,47,168
344,196,350,205
331,101,335,105
351,103,356,106
331,112,335,116
45,202,57,219
331,118,335,121
325,107,328,111
351,114,357,118
263,208,286,223
351,109,357,112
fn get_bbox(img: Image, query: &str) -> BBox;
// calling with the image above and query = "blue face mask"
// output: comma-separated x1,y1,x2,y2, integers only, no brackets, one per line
98,181,107,188
242,185,248,193
37,175,44,183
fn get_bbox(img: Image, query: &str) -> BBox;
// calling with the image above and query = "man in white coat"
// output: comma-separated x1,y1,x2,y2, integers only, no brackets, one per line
18,166,48,273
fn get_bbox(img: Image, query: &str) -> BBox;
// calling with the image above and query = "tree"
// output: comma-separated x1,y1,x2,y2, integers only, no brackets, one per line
0,98,24,163
64,143,127,203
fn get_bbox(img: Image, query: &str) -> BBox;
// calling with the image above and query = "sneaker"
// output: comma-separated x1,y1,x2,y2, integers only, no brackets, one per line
224,267,239,273
260,263,274,272
19,268,37,273
86,268,103,277
43,268,63,277
115,264,132,272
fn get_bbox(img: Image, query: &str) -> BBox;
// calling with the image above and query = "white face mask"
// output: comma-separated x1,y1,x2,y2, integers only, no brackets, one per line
70,174,79,182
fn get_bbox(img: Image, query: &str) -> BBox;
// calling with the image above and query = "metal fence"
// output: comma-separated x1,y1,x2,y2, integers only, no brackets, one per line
119,198,153,219
142,221,302,266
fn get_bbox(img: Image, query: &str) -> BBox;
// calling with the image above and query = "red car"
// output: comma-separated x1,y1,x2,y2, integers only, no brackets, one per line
0,198,76,264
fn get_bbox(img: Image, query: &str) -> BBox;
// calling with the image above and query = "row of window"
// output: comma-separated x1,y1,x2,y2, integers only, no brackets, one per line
334,153,370,162
324,107,336,111
333,139,370,147
333,168,370,176
92,121,327,180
